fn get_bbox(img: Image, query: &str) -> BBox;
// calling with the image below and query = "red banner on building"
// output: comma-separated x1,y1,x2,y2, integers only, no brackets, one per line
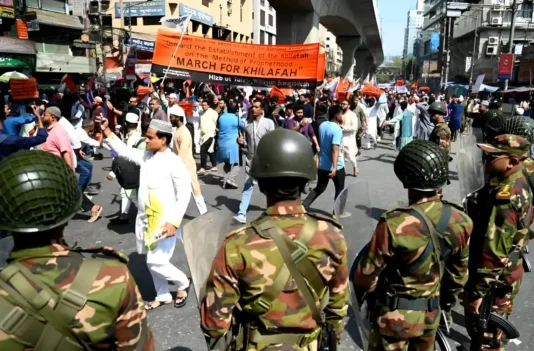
498,53,515,80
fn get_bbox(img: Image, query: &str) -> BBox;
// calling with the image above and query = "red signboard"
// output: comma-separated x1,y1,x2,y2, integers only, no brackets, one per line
498,53,514,79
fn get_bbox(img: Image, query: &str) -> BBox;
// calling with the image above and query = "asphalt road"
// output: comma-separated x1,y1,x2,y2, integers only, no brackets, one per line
1,133,533,350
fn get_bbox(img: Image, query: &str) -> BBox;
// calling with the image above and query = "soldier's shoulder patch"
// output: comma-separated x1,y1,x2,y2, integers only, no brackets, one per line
74,246,129,264
496,183,513,200
308,212,342,229
226,226,250,238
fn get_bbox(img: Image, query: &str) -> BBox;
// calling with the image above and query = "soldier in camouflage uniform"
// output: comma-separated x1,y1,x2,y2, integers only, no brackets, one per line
464,135,533,351
200,129,349,350
499,116,534,188
353,140,473,351
428,101,452,156
0,150,154,350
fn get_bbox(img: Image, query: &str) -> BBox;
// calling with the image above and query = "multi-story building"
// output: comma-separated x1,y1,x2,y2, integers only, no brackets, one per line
450,0,534,84
108,0,253,46
319,25,343,75
404,8,423,58
252,0,276,44
0,0,96,85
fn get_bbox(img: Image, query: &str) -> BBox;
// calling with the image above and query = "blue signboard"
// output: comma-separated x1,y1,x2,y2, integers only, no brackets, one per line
179,3,213,26
129,38,155,52
114,1,165,18
430,32,440,51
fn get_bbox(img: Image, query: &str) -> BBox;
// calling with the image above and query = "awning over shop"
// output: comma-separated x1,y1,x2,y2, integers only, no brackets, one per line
33,9,83,30
0,37,36,55
36,53,96,73
499,86,534,94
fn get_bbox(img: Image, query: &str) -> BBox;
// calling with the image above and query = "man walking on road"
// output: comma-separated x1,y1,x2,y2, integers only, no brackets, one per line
233,100,275,224
198,100,218,175
102,117,192,310
303,106,345,210
341,99,359,176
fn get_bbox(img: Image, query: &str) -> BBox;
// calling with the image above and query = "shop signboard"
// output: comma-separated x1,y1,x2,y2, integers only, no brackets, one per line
179,3,213,26
498,53,514,80
0,54,35,69
114,1,165,18
130,38,155,52
0,6,14,18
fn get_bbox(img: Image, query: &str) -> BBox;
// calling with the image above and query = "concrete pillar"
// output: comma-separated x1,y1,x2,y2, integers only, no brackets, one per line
337,36,361,80
276,10,320,44
354,50,374,80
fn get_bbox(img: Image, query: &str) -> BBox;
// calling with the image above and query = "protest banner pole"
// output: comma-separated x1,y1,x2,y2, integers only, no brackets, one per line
161,31,185,85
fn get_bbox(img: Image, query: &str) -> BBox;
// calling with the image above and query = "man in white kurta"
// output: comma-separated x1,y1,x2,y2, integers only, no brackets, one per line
341,100,359,176
102,118,192,308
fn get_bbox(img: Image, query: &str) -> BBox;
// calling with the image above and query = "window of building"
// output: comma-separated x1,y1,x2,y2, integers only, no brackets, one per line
240,6,243,22
260,10,265,26
268,33,274,45
124,16,138,26
260,0,265,5
520,2,533,19
269,5,273,11
143,16,163,25
202,24,210,36
268,14,273,26
27,0,65,13
260,30,265,44
202,0,209,7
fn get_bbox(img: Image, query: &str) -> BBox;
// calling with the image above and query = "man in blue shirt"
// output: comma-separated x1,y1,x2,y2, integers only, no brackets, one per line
303,105,345,210
0,109,47,160
3,103,37,136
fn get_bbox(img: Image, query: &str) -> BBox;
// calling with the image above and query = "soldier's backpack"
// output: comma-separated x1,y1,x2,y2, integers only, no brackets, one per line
0,257,102,350
236,215,336,350
111,139,144,190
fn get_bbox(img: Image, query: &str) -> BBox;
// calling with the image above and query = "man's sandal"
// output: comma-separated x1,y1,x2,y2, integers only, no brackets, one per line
145,300,172,310
174,281,191,308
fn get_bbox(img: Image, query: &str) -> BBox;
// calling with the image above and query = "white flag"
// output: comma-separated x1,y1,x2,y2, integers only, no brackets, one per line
160,14,192,32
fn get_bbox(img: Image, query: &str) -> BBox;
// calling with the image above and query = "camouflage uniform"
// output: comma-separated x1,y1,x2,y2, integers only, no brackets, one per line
354,197,472,351
0,150,154,350
200,200,349,350
465,135,533,351
429,117,451,155
0,245,154,350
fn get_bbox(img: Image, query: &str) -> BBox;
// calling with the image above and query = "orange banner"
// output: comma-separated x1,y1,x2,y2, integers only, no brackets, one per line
177,102,193,117
11,78,38,100
16,19,28,40
336,79,350,102
317,52,326,82
151,29,320,89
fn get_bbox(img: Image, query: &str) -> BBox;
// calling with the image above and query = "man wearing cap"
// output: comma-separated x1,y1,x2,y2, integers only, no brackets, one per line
169,105,208,216
91,96,106,159
167,93,178,108
108,112,145,224
101,117,192,310
472,100,493,134
464,134,533,351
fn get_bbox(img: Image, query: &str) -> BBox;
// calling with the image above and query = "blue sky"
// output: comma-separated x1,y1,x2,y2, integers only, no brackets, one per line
378,0,417,57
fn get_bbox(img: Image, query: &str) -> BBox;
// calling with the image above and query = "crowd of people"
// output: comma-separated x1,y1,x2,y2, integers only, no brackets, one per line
0,79,533,351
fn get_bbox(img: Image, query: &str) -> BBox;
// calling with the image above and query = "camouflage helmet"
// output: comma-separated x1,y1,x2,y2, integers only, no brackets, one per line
485,114,507,142
428,101,447,116
500,116,534,143
249,129,316,181
394,140,449,191
0,151,82,233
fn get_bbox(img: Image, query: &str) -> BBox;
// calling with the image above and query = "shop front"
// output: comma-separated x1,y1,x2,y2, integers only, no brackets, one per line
34,52,96,85
0,37,37,76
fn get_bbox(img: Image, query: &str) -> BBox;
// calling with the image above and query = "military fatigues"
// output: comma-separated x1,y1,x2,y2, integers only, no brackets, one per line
354,197,472,351
465,171,532,351
200,200,349,350
0,244,154,351
429,117,451,155
464,135,533,351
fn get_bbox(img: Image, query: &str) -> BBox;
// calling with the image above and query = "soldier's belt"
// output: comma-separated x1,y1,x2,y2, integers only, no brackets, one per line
248,327,321,347
384,296,440,311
